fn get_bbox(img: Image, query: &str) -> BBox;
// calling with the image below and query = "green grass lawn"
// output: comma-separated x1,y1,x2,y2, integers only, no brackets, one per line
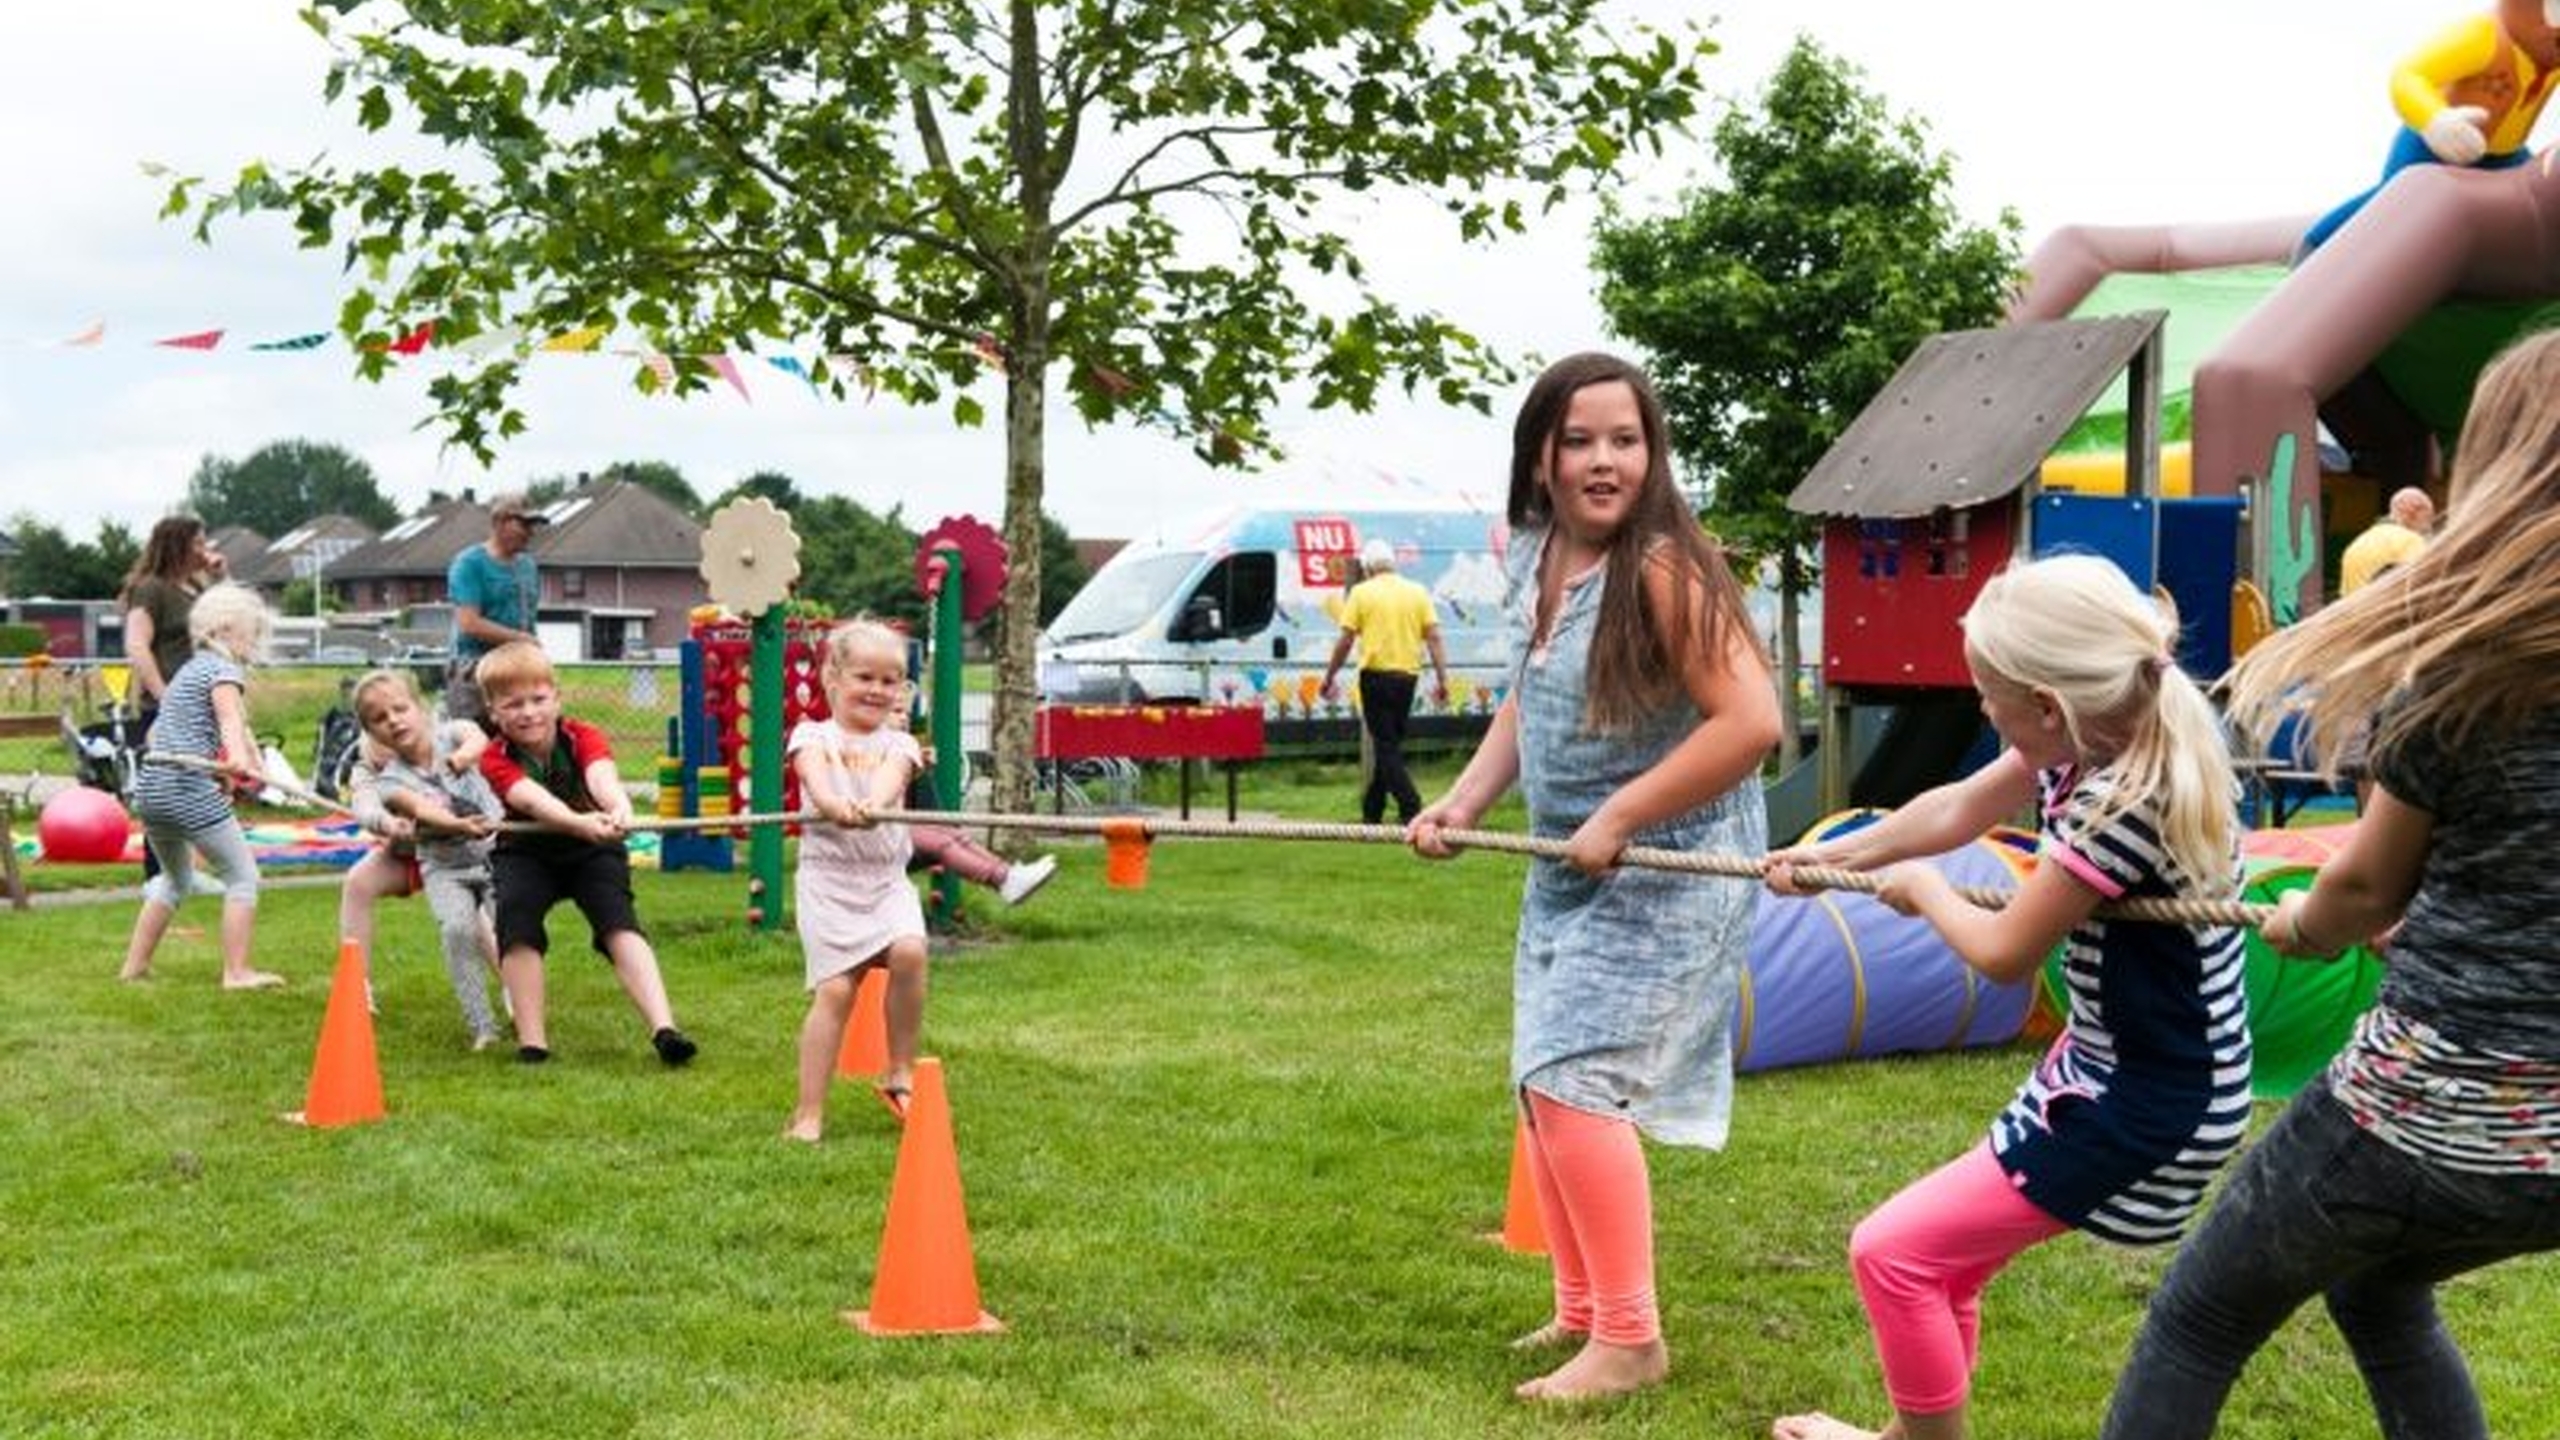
3,786,2555,1438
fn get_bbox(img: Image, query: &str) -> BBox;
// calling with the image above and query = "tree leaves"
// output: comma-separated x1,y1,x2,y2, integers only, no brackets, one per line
174,0,1718,814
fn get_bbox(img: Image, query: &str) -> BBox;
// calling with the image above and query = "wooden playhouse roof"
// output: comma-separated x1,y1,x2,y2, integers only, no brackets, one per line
1787,312,2165,519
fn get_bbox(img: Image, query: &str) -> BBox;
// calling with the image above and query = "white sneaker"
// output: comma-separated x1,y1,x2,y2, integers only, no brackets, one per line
997,854,1058,906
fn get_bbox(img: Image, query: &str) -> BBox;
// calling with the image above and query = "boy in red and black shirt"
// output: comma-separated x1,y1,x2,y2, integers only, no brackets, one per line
474,641,696,1067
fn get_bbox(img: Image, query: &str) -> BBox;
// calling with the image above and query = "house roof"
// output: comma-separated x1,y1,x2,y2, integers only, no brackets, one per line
207,526,269,577
1787,312,2167,519
329,498,491,580
231,514,378,586
529,479,703,566
327,480,706,581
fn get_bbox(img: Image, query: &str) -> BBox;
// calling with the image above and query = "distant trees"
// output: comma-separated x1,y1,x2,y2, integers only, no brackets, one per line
186,439,401,534
3,518,139,600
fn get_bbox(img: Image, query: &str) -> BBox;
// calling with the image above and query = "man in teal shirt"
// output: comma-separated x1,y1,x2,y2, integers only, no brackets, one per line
446,492,546,722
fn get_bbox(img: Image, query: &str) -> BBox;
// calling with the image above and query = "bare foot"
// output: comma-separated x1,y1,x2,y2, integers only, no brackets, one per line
1515,1336,1667,1403
117,964,153,983
1771,1413,1883,1440
1509,1319,1588,1351
221,971,286,991
782,1114,824,1144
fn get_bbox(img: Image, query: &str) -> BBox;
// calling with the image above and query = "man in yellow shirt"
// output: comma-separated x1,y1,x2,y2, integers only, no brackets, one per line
2339,487,2437,595
1320,539,1450,825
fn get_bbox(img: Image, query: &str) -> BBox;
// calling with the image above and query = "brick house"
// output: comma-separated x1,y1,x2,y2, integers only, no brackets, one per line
325,480,709,661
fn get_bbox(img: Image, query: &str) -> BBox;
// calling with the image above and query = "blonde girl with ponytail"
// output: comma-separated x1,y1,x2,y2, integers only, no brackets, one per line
1767,553,2249,1440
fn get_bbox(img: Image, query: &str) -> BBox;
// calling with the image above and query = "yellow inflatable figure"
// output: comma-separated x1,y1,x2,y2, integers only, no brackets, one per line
2302,0,2560,253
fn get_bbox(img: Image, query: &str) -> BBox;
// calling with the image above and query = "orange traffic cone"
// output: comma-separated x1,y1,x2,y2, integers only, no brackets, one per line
844,1058,1003,1335
286,939,386,1128
834,967,888,1078
1486,1117,1547,1254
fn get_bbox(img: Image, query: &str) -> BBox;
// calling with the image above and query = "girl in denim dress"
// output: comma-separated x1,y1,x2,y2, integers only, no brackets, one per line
1412,352,1781,1403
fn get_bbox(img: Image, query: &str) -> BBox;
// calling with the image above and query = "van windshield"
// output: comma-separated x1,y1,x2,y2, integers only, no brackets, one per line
1045,551,1203,643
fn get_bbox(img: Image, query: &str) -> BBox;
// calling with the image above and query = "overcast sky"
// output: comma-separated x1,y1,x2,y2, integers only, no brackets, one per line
0,3,2434,543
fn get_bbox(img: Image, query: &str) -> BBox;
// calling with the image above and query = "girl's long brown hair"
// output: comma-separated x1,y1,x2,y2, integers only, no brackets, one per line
1506,352,1759,732
2224,327,2560,764
120,515,207,606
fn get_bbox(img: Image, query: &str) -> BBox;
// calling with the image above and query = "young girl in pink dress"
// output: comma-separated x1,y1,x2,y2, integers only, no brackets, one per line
784,617,929,1142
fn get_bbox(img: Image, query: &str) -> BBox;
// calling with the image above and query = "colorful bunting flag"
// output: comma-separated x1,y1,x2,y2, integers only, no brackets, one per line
249,331,330,351
61,321,105,347
364,321,436,355
708,353,753,403
155,329,225,350
453,326,525,357
539,325,607,352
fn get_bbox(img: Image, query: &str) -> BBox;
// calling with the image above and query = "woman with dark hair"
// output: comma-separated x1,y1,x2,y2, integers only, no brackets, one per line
120,515,226,878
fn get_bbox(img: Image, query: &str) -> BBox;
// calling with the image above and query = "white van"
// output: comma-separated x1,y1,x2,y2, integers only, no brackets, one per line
1039,505,1513,708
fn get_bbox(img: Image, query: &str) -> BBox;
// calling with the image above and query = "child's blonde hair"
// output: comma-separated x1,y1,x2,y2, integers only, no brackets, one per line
473,641,555,701
820,616,909,682
186,582,273,664
2226,327,2560,764
349,668,420,721
1962,555,2237,897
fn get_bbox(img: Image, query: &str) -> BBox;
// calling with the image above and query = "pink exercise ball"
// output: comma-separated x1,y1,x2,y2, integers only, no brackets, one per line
39,786,132,865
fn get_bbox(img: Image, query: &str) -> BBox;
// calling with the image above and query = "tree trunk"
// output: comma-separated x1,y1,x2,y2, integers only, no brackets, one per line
990,327,1048,829
988,0,1053,833
1776,545,1806,767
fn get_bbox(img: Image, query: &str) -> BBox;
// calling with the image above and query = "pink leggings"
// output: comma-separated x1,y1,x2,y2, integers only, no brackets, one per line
1523,1088,1658,1346
1849,1142,2069,1415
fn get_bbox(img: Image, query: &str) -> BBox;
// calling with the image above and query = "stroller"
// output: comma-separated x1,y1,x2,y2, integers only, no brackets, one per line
63,707,142,799
312,699,363,802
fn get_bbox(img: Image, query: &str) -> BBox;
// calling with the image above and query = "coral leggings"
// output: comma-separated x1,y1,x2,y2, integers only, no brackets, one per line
1849,1142,2069,1415
1523,1088,1658,1346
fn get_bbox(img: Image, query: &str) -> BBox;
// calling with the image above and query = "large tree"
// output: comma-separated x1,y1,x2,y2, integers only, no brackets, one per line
168,0,1713,815
1592,36,2017,759
185,438,402,535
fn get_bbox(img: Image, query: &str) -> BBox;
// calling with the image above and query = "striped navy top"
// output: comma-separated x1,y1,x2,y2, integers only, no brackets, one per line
132,651,248,834
1989,761,2253,1246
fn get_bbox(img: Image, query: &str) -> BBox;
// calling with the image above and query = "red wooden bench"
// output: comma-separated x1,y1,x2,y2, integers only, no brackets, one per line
1034,704,1266,820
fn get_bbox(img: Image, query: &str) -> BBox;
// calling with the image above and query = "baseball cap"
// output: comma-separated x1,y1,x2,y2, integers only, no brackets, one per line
490,492,548,525
1359,538,1395,569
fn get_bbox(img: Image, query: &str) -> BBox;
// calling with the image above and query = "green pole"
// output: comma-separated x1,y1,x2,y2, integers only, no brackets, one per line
930,545,965,925
750,603,787,933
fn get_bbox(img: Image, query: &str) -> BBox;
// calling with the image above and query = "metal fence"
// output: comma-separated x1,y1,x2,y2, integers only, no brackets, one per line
0,658,691,795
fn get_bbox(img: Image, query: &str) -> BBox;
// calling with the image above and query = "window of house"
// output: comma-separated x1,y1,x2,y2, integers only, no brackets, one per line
560,568,585,599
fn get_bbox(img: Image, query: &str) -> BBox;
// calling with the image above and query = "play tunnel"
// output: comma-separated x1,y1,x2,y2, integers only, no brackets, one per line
2226,825,2381,1098
1738,815,2381,1093
1735,816,2045,1073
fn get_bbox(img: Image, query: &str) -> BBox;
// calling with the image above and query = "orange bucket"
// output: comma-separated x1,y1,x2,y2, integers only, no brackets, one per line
1101,819,1151,889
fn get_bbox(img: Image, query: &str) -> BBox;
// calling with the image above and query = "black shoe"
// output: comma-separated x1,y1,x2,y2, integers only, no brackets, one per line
652,1027,697,1067
516,1045,551,1065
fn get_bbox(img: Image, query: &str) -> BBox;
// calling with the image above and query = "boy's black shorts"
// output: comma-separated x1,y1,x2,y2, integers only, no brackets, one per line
493,841,647,959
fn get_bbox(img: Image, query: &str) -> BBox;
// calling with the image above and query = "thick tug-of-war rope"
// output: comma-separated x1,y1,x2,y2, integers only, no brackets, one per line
146,752,2269,929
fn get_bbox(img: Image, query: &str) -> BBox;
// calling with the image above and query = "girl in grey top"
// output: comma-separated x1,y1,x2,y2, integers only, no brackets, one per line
2103,326,2560,1440
347,670,505,1048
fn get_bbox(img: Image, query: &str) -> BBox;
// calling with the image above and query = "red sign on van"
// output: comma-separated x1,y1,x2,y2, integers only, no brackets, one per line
1293,517,1355,587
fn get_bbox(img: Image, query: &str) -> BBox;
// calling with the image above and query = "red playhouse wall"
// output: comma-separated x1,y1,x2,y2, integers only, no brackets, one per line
1820,502,2015,690
689,617,838,818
